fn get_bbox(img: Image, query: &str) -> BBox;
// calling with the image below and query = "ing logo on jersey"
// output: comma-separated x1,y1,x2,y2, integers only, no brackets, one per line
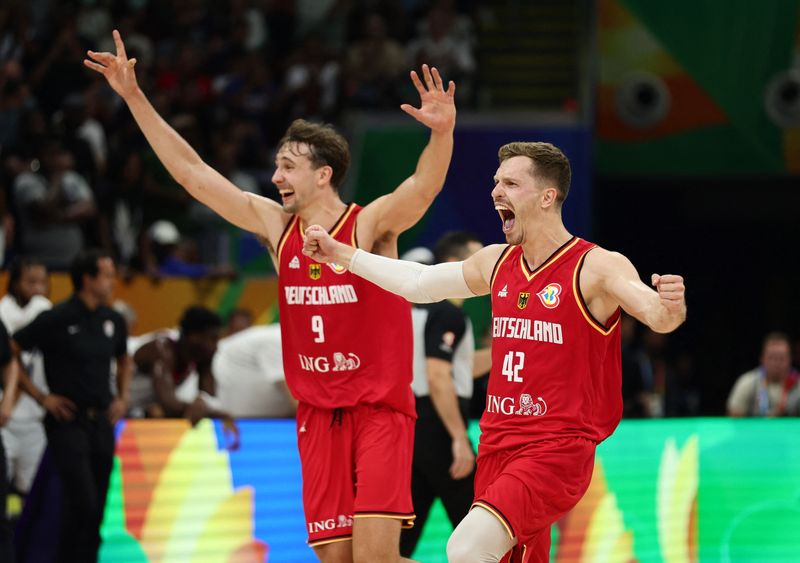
327,262,347,274
517,292,530,310
537,283,562,309
309,263,322,280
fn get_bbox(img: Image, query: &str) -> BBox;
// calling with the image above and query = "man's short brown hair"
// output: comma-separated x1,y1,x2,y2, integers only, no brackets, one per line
498,142,571,206
278,119,351,190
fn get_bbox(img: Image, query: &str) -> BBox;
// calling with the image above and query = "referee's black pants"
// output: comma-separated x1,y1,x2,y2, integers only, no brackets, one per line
399,412,475,558
45,411,115,563
0,433,13,563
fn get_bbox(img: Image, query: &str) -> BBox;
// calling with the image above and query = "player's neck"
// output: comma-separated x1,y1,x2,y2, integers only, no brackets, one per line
520,220,572,271
297,193,348,232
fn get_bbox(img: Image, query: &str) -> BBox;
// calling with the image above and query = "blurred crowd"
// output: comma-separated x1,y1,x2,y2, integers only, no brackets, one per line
0,0,478,273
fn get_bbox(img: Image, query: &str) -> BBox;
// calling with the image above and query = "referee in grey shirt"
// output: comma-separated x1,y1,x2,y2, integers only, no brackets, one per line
400,232,484,557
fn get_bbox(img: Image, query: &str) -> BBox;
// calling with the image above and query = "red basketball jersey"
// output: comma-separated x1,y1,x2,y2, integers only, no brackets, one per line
481,238,622,455
277,204,415,417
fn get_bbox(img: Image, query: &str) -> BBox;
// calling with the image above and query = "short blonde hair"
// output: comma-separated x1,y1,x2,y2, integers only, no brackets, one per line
498,142,571,205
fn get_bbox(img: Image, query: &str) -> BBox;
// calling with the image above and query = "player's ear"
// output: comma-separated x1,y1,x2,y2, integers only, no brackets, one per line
541,187,558,209
317,165,333,186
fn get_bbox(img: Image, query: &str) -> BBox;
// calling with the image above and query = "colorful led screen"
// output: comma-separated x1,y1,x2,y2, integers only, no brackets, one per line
99,418,800,562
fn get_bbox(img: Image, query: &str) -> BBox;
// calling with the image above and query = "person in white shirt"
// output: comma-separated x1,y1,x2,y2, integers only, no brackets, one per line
213,324,296,418
0,258,51,493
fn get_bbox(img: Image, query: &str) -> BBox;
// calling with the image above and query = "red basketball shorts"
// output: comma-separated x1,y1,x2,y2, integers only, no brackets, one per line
472,436,596,563
296,402,416,547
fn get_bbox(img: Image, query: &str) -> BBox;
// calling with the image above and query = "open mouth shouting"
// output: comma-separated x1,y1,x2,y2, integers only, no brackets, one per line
495,202,516,233
279,189,296,207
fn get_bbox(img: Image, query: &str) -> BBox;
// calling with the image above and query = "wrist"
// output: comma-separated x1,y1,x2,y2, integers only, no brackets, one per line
339,246,358,269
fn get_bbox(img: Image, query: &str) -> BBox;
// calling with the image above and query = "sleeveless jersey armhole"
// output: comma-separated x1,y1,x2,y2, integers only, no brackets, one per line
572,247,621,336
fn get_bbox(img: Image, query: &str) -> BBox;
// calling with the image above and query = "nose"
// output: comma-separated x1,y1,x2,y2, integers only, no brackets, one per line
491,183,503,199
271,169,283,185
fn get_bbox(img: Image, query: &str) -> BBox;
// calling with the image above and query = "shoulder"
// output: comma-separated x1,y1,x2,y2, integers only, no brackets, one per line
581,246,634,273
28,295,53,314
734,368,760,387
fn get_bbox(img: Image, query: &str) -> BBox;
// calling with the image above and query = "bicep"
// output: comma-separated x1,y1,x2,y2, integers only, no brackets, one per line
462,245,507,296
361,181,433,238
194,164,289,240
590,250,658,323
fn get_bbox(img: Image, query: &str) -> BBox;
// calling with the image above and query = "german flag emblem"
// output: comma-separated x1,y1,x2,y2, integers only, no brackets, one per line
309,263,322,280
517,292,530,310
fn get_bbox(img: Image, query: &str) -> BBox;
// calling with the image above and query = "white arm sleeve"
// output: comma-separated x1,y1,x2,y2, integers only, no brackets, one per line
348,249,476,303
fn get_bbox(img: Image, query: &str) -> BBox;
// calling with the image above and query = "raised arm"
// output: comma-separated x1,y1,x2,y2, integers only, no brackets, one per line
303,224,505,301
84,31,288,244
582,248,686,333
358,65,456,242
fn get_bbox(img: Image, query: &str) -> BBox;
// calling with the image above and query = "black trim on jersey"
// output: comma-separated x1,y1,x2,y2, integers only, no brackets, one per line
489,245,513,289
307,533,353,546
520,236,577,278
328,202,356,237
575,249,621,331
472,499,516,538
353,216,360,249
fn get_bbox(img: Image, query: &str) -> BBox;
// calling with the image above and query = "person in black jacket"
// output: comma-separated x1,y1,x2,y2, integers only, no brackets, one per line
0,319,20,563
13,249,131,563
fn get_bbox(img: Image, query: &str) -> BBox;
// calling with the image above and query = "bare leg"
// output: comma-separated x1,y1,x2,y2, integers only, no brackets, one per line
313,539,354,563
446,506,516,563
352,516,418,563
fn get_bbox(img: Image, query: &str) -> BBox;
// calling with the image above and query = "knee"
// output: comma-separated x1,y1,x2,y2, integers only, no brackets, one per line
353,542,391,563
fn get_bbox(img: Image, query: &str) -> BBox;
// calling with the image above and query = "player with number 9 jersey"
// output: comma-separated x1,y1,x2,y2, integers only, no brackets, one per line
278,203,415,417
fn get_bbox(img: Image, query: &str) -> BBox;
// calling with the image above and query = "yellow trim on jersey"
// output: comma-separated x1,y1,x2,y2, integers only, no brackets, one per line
572,251,620,336
353,513,416,521
298,203,357,241
308,536,352,548
490,245,515,291
519,237,580,282
277,216,299,263
472,501,515,540
330,203,357,239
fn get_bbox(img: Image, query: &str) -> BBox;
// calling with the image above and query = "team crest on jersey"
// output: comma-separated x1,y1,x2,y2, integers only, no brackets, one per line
327,262,347,274
537,283,562,309
309,263,322,280
289,256,301,269
517,292,530,309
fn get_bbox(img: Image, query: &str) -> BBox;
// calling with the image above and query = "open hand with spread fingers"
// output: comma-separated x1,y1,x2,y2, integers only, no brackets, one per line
83,29,140,99
651,274,686,314
401,64,456,134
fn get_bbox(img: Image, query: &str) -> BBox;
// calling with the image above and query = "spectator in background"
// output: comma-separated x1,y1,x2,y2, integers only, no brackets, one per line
728,332,799,417
406,0,475,103
142,219,233,278
345,12,406,108
224,308,254,337
400,232,483,558
620,313,651,418
12,249,131,563
130,306,239,448
12,139,97,269
213,323,297,418
0,258,50,497
0,318,19,563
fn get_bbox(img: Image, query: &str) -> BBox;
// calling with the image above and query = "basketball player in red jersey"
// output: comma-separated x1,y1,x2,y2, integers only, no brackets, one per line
303,142,686,563
86,31,456,563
